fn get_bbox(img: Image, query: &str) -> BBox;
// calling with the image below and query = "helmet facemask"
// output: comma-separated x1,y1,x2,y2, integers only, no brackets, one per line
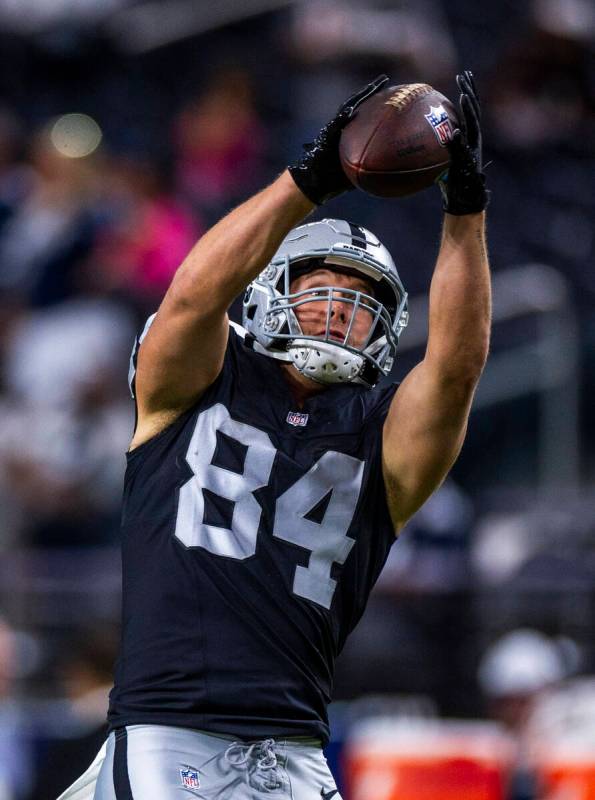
268,265,393,384
242,219,408,387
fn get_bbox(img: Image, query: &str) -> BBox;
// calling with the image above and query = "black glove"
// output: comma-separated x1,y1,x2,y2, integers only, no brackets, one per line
439,70,488,215
289,74,389,205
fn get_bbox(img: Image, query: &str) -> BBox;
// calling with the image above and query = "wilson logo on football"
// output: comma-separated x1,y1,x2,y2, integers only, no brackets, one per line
424,104,454,146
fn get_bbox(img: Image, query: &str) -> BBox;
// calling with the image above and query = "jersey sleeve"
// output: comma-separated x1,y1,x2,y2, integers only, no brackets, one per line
127,315,246,442
128,313,157,400
128,316,248,401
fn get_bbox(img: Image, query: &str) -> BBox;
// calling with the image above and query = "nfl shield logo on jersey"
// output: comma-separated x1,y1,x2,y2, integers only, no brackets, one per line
180,767,200,789
286,410,309,427
424,104,453,146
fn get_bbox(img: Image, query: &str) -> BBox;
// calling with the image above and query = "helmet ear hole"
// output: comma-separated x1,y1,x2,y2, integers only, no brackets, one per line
245,305,257,321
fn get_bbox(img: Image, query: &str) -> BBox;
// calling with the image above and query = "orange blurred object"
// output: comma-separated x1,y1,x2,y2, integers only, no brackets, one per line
344,719,515,800
526,678,595,800
540,759,595,800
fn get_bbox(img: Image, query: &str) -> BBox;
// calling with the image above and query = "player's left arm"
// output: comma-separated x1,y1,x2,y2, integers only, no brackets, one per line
382,70,491,534
382,212,490,532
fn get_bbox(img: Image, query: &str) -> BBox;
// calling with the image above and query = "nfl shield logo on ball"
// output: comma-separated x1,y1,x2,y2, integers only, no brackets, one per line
424,104,453,146
180,768,200,789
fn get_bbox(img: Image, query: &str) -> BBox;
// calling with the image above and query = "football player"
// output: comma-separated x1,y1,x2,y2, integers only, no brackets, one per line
60,71,489,799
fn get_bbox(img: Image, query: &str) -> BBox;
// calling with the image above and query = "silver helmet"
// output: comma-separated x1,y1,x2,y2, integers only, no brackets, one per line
242,218,408,387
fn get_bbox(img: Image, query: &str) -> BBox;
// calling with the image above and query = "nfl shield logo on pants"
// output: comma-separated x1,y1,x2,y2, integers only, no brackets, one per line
180,767,200,789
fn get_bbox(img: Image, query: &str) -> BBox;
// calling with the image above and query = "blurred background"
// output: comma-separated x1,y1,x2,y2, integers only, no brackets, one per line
0,0,594,798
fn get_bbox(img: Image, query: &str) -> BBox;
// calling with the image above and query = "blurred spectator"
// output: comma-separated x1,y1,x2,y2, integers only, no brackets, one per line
335,483,477,715
479,629,573,800
0,298,134,547
471,495,595,590
0,108,34,240
89,154,200,309
379,480,474,592
28,631,115,800
487,0,595,151
0,0,122,34
479,630,569,730
289,0,456,84
172,67,267,220
0,124,102,308
0,617,32,800
524,677,595,800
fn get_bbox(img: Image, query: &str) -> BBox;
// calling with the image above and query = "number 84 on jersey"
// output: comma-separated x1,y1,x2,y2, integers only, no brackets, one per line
175,403,365,610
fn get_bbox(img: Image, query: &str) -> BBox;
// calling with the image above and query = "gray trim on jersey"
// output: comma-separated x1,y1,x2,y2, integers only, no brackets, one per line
58,725,341,800
128,317,245,400
128,313,156,399
228,320,247,339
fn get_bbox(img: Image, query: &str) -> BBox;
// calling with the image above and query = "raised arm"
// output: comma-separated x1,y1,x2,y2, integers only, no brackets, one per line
132,76,389,448
132,173,313,444
382,71,491,533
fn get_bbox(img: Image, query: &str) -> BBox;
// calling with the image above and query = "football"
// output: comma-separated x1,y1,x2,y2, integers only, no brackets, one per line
339,83,459,198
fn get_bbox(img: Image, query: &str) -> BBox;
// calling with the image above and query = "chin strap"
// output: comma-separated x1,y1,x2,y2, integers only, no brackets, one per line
244,334,293,362
245,333,367,385
288,339,364,385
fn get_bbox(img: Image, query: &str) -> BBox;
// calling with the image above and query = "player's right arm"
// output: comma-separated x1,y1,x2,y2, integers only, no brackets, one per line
131,75,389,449
132,172,314,448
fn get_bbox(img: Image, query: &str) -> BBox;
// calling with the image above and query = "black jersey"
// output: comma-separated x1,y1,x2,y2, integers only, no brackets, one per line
108,324,397,744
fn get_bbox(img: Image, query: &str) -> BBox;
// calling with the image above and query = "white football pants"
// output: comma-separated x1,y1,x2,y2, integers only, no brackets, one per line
56,724,342,800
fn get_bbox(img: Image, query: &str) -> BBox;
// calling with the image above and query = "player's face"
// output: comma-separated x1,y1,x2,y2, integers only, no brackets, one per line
290,268,376,349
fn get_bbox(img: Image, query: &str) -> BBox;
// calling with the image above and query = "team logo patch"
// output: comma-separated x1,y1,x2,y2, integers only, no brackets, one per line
424,104,454,146
286,411,309,427
180,767,200,789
